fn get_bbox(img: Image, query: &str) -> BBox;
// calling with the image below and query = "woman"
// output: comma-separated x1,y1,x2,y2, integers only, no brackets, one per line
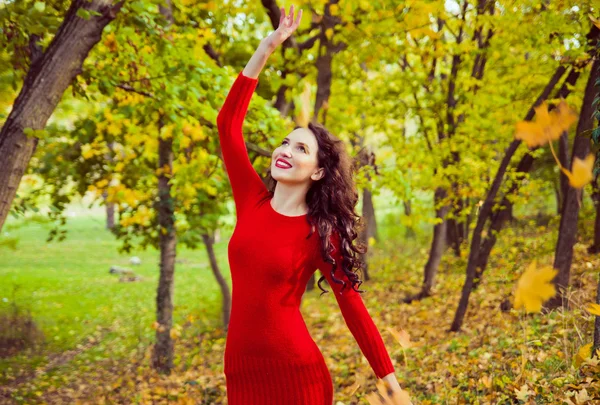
216,5,405,404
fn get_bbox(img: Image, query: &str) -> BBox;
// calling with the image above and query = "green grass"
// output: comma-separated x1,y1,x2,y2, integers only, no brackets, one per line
0,205,235,384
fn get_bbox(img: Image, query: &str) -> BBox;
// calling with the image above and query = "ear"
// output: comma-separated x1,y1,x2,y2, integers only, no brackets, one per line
311,167,325,181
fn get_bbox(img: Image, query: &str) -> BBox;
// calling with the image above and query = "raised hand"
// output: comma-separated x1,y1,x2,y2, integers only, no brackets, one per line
263,5,303,51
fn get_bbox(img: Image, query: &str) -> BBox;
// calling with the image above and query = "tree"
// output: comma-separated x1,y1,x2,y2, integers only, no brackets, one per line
0,0,123,232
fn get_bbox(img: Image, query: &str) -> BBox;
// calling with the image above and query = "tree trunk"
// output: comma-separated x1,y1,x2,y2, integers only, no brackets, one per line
546,58,599,310
405,187,450,302
103,190,115,229
202,233,232,331
558,130,570,210
0,0,122,232
152,125,177,374
594,274,600,356
554,179,562,215
152,2,176,374
360,186,377,282
404,200,416,238
589,177,600,254
450,62,573,332
446,197,466,258
104,142,116,229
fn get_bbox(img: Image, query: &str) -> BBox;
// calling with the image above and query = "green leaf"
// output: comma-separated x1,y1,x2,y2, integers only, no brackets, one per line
76,8,91,20
592,127,600,144
33,1,46,12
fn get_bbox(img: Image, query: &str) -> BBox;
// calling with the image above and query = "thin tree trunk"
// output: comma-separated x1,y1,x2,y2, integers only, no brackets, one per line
103,190,115,229
558,130,570,209
202,233,232,331
360,187,375,281
152,125,177,374
546,58,599,310
594,274,600,356
104,142,116,229
0,0,123,232
554,179,562,215
589,177,600,254
404,187,450,302
152,1,176,374
404,200,416,238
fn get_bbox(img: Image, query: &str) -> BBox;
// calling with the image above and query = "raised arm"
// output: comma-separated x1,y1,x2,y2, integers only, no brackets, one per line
242,5,303,79
216,6,303,217
314,232,405,392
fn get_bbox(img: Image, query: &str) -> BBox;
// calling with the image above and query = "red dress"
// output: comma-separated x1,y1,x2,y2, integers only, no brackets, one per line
217,71,395,405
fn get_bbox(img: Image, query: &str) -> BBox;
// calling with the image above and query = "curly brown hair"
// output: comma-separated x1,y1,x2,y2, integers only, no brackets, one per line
262,122,368,297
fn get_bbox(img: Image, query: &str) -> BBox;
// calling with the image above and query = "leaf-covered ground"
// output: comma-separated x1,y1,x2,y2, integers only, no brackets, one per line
1,212,599,404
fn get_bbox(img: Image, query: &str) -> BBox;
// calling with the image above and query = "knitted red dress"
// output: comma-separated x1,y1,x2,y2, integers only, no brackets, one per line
217,71,395,405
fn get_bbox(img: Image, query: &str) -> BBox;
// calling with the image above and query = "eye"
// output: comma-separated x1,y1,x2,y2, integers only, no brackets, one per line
281,140,306,153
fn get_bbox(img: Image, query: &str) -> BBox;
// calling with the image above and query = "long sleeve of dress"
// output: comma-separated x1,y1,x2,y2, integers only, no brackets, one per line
216,71,268,217
313,232,396,379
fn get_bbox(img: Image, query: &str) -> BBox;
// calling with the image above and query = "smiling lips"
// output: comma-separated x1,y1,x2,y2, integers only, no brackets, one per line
275,158,292,169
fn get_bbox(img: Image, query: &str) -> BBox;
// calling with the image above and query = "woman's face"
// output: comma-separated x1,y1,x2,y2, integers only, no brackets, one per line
271,128,324,184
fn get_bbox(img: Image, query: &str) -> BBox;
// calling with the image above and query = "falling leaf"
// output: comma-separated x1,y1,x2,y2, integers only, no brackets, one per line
560,154,595,189
586,303,600,316
387,327,413,349
515,100,578,148
513,261,557,313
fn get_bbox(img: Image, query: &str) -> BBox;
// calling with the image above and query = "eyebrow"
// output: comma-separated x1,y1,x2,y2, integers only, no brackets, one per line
283,137,310,152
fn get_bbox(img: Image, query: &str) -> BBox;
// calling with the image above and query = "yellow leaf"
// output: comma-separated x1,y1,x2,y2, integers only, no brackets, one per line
514,384,534,401
95,179,109,188
514,100,577,148
513,261,557,313
81,144,95,159
387,327,413,349
561,154,595,189
181,135,191,149
103,33,117,52
574,343,592,368
325,28,334,39
170,327,181,340
586,303,600,316
480,375,492,389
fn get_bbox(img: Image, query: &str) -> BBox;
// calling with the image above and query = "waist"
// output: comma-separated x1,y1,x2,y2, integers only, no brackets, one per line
224,345,327,376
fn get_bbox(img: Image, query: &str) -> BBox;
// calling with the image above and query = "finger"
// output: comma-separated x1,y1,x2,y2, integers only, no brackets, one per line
293,8,302,28
279,6,285,27
288,5,294,26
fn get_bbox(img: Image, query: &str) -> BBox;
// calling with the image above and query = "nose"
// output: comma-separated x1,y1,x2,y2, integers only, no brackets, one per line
279,145,292,157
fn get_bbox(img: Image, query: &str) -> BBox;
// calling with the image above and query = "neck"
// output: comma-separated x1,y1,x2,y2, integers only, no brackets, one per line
271,182,310,215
